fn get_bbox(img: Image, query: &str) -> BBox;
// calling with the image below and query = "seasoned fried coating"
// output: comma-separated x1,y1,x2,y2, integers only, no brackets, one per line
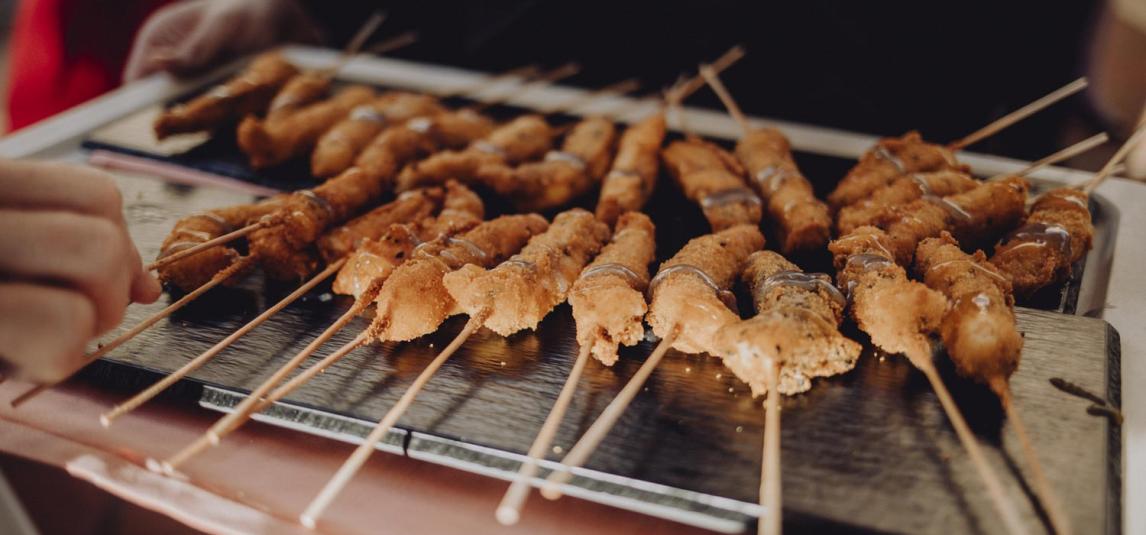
332,181,483,298
311,93,445,178
568,212,656,365
827,131,959,211
873,176,1029,266
596,113,666,227
662,139,762,231
237,85,374,169
154,53,298,139
249,166,390,280
916,232,1021,397
735,127,831,255
829,226,947,364
371,214,549,342
156,196,285,291
836,169,979,235
713,251,859,396
355,126,440,188
488,116,618,211
267,72,331,118
416,108,497,149
394,115,554,191
444,209,610,336
646,224,764,355
317,187,444,263
991,187,1093,298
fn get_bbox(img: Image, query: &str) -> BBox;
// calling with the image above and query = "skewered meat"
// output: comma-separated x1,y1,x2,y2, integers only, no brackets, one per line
829,226,947,363
317,187,445,263
662,139,762,231
483,116,618,211
645,224,764,355
568,212,656,365
916,232,1021,397
595,113,666,227
872,176,1028,266
267,71,331,118
395,115,555,191
836,170,979,235
237,85,375,169
156,196,285,291
311,93,446,178
990,187,1093,298
332,181,483,297
370,214,549,341
734,127,831,255
154,53,299,139
444,209,610,336
354,110,496,185
827,132,959,211
713,250,860,396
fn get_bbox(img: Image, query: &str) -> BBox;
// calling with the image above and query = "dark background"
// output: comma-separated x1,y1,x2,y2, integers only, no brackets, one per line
309,0,1107,164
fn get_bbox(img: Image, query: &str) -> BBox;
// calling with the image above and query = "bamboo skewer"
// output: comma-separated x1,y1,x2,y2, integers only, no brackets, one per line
1080,123,1146,193
540,327,679,500
317,11,388,78
10,257,254,408
760,358,782,535
145,219,273,271
915,359,1028,535
363,30,419,57
496,343,593,525
470,63,582,113
950,78,1089,150
986,133,1109,181
99,258,348,426
299,311,489,529
999,388,1071,535
159,283,383,473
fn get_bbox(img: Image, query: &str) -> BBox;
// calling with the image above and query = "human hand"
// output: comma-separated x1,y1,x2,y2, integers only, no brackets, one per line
0,160,162,382
124,0,320,82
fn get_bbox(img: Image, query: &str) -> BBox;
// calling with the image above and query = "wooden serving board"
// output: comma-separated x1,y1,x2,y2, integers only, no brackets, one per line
84,147,1122,533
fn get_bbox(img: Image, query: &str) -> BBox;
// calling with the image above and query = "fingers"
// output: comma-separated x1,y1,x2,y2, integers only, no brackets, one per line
0,283,96,383
0,161,125,222
0,211,136,334
124,1,206,81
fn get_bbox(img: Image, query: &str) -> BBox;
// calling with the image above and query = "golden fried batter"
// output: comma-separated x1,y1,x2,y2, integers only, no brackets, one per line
646,224,764,355
371,214,549,341
311,93,445,178
735,127,831,255
444,209,610,336
836,169,979,235
568,212,656,365
154,53,298,139
713,250,860,396
317,187,444,262
827,131,959,211
595,113,666,227
267,72,331,118
237,85,374,169
916,232,1021,397
662,139,762,231
990,187,1093,297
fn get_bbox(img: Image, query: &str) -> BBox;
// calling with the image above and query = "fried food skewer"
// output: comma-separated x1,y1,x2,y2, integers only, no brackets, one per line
984,132,1108,181
99,188,447,426
915,232,1069,535
497,212,656,524
827,78,1088,211
829,228,1027,535
700,65,832,255
542,224,764,499
296,209,609,527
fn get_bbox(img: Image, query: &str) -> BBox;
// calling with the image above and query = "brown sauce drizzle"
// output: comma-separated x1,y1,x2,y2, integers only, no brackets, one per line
472,140,507,157
544,150,586,169
405,117,433,133
700,187,762,210
298,190,335,219
648,264,738,312
910,174,933,196
923,195,972,222
349,105,388,123
873,145,906,173
1003,222,1071,255
578,263,647,291
753,165,795,195
759,270,847,309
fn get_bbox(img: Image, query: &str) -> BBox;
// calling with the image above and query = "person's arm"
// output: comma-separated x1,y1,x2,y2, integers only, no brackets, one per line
0,160,161,382
123,0,321,82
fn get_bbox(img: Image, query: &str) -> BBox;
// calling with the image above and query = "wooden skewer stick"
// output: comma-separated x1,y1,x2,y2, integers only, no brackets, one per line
541,78,642,116
254,331,370,413
986,133,1109,181
299,311,489,529
11,257,254,408
998,387,1071,535
672,45,746,103
915,359,1028,535
99,258,348,426
145,217,272,271
364,30,419,57
540,327,679,500
496,343,593,525
317,11,387,78
1080,122,1146,193
950,78,1089,150
159,281,384,472
759,358,782,535
470,62,582,113
699,63,750,135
